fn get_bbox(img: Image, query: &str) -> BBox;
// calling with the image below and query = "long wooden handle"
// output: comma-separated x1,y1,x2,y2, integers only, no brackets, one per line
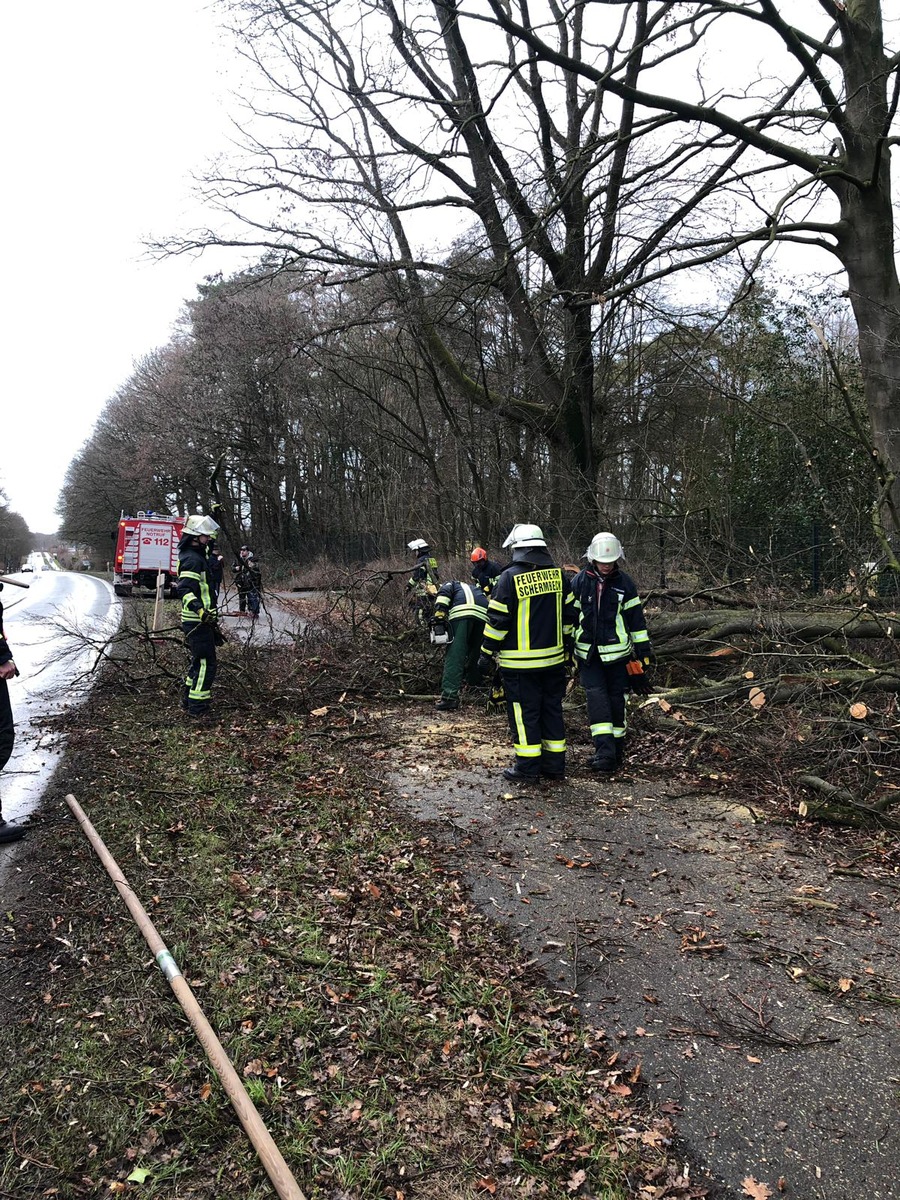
0,574,30,589
65,794,307,1200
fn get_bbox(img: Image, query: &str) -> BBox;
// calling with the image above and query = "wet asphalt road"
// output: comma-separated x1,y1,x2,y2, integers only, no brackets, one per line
389,707,900,1200
0,569,118,829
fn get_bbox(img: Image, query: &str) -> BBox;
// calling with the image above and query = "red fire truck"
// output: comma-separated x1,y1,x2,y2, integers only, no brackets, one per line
113,512,185,598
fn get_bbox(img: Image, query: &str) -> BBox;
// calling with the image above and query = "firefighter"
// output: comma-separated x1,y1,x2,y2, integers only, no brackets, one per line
431,579,489,711
0,583,25,843
469,547,506,595
177,513,223,717
233,545,262,618
406,538,440,625
478,523,576,783
571,532,652,775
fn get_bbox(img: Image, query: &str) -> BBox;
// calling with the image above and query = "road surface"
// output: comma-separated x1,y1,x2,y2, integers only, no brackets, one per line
1,569,118,826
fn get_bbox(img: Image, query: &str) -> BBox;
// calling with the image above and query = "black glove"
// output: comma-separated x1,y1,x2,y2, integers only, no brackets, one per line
477,654,494,675
638,642,656,666
199,607,217,625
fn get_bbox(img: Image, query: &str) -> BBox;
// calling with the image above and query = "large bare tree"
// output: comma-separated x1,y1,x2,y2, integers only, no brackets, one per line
166,1,898,539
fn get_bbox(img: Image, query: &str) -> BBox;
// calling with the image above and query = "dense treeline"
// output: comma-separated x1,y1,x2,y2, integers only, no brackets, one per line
0,493,31,574
58,265,873,589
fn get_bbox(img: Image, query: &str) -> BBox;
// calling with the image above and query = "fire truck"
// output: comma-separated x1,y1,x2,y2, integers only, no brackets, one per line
113,512,185,598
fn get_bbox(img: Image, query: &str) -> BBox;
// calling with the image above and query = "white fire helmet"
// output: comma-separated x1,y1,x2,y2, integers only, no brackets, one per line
586,531,623,563
183,513,221,538
502,523,547,549
407,538,430,552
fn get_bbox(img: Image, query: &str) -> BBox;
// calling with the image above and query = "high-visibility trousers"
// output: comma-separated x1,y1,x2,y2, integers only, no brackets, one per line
183,623,217,714
500,665,567,778
578,657,628,768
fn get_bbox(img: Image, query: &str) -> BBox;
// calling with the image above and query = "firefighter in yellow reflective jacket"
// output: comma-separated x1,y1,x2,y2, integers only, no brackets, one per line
176,513,222,717
406,538,440,625
571,532,652,774
478,524,576,783
432,580,488,711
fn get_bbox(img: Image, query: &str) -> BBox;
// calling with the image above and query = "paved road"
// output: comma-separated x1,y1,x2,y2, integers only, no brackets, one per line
388,706,900,1200
1,569,118,827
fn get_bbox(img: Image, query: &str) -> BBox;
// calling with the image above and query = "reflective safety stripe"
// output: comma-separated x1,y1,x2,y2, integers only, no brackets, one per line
498,647,564,668
631,629,650,643
623,595,643,611
190,657,211,701
515,743,542,758
591,721,614,736
483,624,506,646
488,598,509,615
542,738,566,753
511,703,540,757
613,727,626,738
447,584,487,621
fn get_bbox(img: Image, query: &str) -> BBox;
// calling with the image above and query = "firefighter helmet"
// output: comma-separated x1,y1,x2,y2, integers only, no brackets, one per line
407,538,430,552
183,513,221,538
503,523,546,549
586,532,623,563
470,547,487,562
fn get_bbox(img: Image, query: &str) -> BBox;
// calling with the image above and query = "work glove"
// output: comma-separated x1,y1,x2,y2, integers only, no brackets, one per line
637,642,656,666
199,607,217,625
477,653,494,676
626,657,654,695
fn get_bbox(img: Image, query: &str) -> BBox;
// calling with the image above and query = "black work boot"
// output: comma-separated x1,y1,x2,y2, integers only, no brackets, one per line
0,819,26,844
502,764,540,785
435,698,459,711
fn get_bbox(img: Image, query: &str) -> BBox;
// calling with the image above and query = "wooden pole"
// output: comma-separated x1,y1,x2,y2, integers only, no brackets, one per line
65,794,308,1200
0,574,30,589
151,571,164,632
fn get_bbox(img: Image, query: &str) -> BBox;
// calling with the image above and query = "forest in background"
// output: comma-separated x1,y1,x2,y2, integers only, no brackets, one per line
57,0,900,596
57,267,873,594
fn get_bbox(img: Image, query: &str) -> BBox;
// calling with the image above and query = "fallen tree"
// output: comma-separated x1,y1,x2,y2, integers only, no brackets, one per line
641,596,900,826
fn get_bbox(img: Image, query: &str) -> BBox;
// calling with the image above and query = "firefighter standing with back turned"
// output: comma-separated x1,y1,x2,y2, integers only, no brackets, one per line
177,514,223,718
571,532,652,775
478,523,576,783
431,578,489,711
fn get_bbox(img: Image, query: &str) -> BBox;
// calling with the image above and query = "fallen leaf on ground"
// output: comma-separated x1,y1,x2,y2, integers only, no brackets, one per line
742,1177,773,1199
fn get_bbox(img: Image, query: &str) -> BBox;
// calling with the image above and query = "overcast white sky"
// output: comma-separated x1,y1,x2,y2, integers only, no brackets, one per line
1,1,245,534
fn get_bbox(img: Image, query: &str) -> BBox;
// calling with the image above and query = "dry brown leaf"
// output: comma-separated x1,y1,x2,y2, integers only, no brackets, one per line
742,1178,773,1200
849,702,868,720
838,977,853,992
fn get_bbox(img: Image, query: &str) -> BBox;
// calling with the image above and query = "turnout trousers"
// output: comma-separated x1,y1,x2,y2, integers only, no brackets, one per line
182,623,217,715
0,678,13,774
501,664,567,779
578,657,628,769
440,616,485,701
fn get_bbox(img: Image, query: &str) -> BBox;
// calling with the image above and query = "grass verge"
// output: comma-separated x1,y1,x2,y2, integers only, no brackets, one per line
0,649,698,1199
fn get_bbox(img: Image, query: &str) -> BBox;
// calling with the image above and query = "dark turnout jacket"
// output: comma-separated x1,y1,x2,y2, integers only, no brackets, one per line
480,548,576,670
570,564,650,664
176,537,217,627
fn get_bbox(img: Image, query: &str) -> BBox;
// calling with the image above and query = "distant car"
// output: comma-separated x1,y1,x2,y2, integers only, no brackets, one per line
21,564,33,572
